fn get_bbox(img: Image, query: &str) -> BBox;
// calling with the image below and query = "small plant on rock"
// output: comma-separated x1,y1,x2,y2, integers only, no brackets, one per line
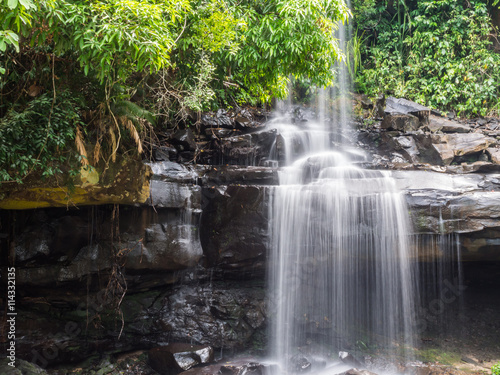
492,362,500,375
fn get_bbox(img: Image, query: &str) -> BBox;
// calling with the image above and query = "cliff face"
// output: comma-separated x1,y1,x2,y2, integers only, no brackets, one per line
1,104,500,368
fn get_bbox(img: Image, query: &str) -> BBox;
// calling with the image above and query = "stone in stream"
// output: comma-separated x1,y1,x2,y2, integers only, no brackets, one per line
339,351,364,368
178,361,275,375
149,344,214,375
289,355,312,373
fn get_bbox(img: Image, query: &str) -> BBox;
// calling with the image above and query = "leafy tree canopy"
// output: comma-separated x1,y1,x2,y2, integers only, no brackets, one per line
0,0,349,182
351,0,500,117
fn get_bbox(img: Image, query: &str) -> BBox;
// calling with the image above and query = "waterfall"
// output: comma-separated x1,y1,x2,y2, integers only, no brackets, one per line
267,10,417,373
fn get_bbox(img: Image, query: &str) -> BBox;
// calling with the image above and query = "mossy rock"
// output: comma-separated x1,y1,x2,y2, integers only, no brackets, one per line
0,156,152,209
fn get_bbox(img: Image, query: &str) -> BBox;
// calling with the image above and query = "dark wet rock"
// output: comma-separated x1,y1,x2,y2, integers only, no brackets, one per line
477,118,488,126
381,113,419,132
289,355,312,373
389,136,420,163
234,111,266,131
200,185,269,276
154,146,178,161
178,360,275,375
151,282,267,349
375,94,386,118
385,97,430,124
339,351,364,368
149,344,214,375
11,206,204,287
219,362,268,375
148,180,201,209
202,166,278,186
201,110,234,129
205,128,240,138
0,358,48,374
358,94,374,109
203,130,277,166
172,129,198,152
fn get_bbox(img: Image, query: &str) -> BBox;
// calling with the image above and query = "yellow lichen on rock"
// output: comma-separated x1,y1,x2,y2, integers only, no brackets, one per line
0,159,152,210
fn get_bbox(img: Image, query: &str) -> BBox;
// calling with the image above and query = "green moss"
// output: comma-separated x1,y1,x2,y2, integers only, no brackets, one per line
416,348,461,365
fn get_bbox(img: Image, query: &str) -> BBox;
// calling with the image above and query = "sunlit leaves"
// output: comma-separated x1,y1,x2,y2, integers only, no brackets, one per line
220,0,350,102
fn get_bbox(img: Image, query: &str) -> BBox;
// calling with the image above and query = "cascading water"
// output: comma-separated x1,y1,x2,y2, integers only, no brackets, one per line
268,127,416,373
267,9,417,373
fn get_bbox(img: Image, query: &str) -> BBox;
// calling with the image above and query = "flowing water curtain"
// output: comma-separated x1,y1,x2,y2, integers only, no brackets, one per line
269,168,417,367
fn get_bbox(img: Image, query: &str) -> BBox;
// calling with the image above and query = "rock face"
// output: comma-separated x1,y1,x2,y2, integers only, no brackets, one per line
3,100,500,370
0,162,273,366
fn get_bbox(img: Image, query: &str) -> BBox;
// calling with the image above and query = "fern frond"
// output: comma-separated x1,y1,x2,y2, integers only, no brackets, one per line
112,100,157,126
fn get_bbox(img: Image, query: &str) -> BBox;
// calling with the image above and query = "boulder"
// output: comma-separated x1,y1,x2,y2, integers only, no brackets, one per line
172,129,197,152
289,355,312,373
436,118,470,133
384,97,430,124
381,113,419,132
444,133,496,157
486,148,500,164
339,351,364,368
431,143,455,165
201,110,234,129
149,344,214,375
392,136,420,163
154,146,178,161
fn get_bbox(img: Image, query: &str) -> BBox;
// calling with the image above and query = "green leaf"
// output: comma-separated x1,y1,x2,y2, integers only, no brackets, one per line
7,0,19,10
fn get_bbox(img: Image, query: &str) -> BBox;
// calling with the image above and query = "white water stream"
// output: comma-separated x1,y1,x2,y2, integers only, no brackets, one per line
266,10,417,373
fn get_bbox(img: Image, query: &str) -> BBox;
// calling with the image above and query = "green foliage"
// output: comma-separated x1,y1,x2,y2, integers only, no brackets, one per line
0,91,85,182
492,362,500,375
354,0,500,117
219,0,350,103
34,0,191,85
0,0,350,180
